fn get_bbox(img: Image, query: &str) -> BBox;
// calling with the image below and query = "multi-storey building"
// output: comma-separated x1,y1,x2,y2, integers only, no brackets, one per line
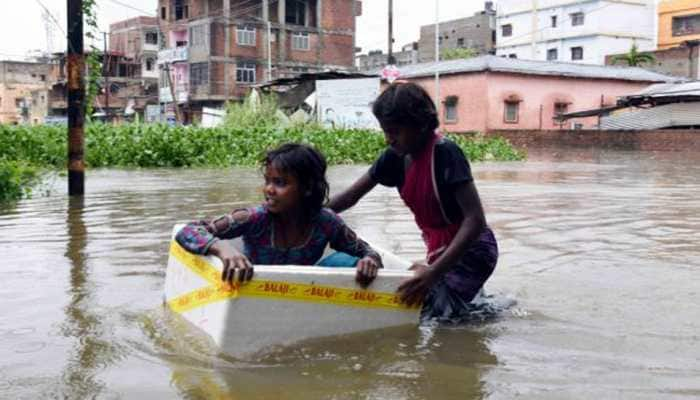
658,0,700,50
418,2,496,63
109,17,161,81
48,16,161,122
495,0,656,65
356,43,419,71
0,61,52,125
157,0,362,122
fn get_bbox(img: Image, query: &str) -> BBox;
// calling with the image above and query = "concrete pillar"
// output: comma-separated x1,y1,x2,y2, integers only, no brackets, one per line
316,0,322,29
224,0,230,101
278,0,286,65
263,0,271,81
316,0,323,68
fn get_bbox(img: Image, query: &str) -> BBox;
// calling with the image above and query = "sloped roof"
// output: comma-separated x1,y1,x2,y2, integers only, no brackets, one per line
626,80,700,98
601,102,700,129
384,55,683,83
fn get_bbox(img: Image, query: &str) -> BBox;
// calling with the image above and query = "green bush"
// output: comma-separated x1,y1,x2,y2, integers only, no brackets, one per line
0,160,39,202
0,121,524,170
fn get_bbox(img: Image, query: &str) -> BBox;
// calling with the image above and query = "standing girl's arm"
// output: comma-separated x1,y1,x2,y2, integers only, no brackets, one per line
398,181,487,306
327,172,377,214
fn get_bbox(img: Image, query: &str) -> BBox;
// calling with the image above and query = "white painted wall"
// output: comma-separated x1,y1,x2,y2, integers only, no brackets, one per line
495,0,655,64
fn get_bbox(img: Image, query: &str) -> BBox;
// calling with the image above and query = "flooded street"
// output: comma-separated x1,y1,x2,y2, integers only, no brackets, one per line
1,148,699,399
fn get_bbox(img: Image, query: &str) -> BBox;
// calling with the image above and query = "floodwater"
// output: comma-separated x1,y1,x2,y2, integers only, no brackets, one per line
1,148,699,399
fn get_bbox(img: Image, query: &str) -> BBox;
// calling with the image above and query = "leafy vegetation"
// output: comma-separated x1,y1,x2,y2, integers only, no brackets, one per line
0,122,523,170
441,47,478,61
0,96,524,200
610,44,656,67
0,160,40,203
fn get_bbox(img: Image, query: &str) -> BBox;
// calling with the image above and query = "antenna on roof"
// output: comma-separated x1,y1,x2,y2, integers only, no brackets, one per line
43,9,57,56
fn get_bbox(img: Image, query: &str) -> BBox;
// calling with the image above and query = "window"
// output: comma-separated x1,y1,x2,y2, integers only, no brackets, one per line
547,48,558,61
190,25,207,47
551,16,557,27
286,0,307,26
236,62,256,83
40,74,46,81
146,58,155,71
504,101,519,123
508,53,517,58
502,24,512,37
554,102,568,116
292,32,310,50
554,102,568,126
161,6,166,20
109,83,121,95
190,63,209,87
236,26,256,46
175,0,188,20
457,38,464,47
444,95,458,123
145,31,158,45
672,14,700,36
571,46,583,60
571,12,584,26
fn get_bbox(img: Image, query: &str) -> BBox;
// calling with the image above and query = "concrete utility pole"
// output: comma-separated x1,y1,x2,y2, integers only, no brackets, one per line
164,63,182,124
67,0,85,196
388,0,395,65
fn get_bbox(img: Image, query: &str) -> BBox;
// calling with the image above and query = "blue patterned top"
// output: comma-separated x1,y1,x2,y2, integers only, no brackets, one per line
175,206,381,266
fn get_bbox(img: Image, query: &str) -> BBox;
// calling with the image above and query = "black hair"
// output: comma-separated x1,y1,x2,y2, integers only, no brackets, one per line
372,82,440,135
262,143,329,219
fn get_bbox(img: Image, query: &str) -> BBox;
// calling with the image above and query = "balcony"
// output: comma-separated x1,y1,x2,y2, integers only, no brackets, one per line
159,83,189,103
157,47,189,65
143,43,159,52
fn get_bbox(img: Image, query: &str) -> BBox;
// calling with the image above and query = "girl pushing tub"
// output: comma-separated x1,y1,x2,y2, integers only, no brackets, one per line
329,82,498,321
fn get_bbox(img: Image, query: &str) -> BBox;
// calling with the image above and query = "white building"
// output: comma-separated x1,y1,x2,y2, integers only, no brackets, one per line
495,0,656,65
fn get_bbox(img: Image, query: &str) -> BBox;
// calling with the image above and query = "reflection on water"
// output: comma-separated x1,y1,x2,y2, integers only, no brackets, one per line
1,148,700,398
165,324,496,400
59,196,107,399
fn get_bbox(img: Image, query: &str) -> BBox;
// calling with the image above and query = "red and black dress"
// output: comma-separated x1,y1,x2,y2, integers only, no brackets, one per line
369,133,498,321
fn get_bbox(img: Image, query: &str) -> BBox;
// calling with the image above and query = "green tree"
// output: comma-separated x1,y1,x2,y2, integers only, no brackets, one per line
610,43,656,67
441,47,478,61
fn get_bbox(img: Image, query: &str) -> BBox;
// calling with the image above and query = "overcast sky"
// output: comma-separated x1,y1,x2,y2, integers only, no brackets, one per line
0,0,483,60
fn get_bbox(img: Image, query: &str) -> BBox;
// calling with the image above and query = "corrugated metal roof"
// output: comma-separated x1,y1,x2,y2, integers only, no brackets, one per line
600,102,700,129
628,81,700,98
382,55,683,83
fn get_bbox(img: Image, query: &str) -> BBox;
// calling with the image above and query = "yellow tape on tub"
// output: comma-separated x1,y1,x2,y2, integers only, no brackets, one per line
167,241,418,313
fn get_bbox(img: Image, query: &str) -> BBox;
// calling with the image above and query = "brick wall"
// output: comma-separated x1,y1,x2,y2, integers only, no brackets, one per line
322,0,355,31
319,34,354,66
485,129,700,152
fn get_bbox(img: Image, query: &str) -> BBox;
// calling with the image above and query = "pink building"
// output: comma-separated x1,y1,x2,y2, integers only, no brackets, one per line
393,56,680,131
